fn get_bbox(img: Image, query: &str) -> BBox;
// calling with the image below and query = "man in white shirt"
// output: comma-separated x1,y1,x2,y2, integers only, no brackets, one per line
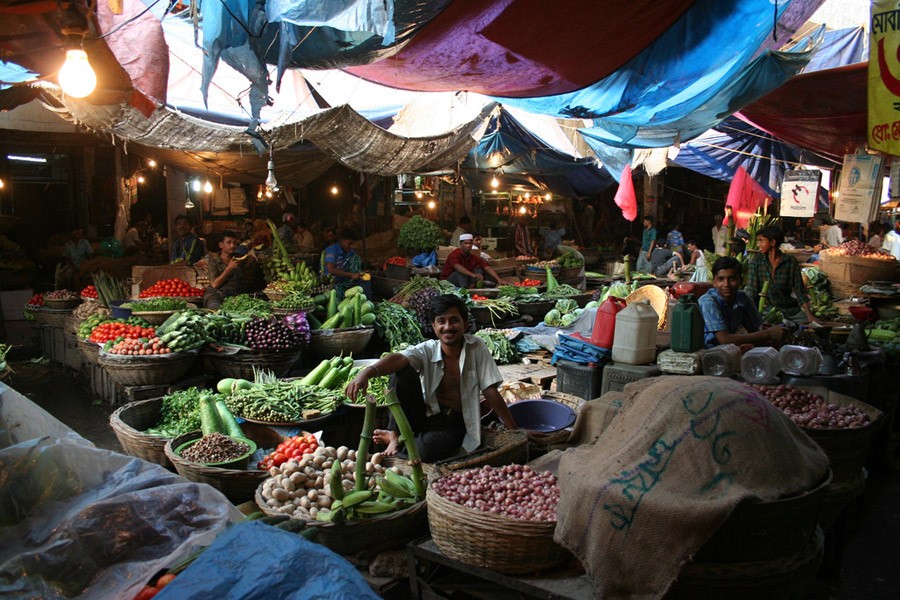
824,219,843,248
345,294,521,461
882,219,900,260
867,223,883,249
711,214,727,255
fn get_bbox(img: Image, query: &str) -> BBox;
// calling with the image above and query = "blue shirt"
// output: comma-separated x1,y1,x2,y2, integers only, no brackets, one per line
323,242,357,284
172,233,204,264
698,288,762,348
539,227,565,252
641,227,657,251
667,230,684,249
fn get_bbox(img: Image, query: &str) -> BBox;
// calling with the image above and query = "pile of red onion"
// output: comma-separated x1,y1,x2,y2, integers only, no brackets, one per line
432,464,559,522
751,384,870,430
822,239,893,260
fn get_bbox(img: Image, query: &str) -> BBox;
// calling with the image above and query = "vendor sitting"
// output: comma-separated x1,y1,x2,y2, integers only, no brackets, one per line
698,256,787,349
324,227,363,296
344,294,521,462
440,233,507,288
649,239,684,277
202,230,263,309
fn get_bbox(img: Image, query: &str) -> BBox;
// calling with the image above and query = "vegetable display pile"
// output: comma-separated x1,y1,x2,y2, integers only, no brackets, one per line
596,281,639,303
103,336,172,355
245,317,306,350
801,267,838,320
220,294,272,317
124,298,189,312
25,293,43,308
751,384,871,429
374,301,425,350
144,387,208,437
181,432,249,464
283,312,311,345
341,368,389,404
432,465,559,522
73,301,109,321
222,379,342,422
398,215,444,252
821,239,895,260
92,271,129,308
557,252,584,268
516,255,537,261
865,317,900,362
405,287,441,337
89,320,155,344
45,289,78,301
516,278,542,287
544,283,581,299
544,298,583,327
139,278,204,298
474,330,520,364
155,310,210,352
390,276,457,305
311,287,375,329
272,291,315,311
204,313,251,345
80,285,98,299
531,260,560,269
499,284,540,299
258,433,319,469
131,572,177,600
384,256,407,269
262,219,321,290
472,297,518,323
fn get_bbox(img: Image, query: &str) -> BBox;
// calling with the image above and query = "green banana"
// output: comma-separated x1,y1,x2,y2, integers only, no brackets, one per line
329,461,344,501
376,475,413,499
384,470,417,497
342,490,373,508
354,500,398,515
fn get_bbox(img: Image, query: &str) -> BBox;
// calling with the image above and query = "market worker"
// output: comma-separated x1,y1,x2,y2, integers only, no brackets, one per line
202,230,261,309
882,218,900,260
344,294,520,461
471,235,492,261
171,215,204,265
649,238,684,277
698,256,787,349
276,213,295,245
63,227,93,267
867,223,883,250
538,219,566,259
293,221,316,253
636,216,657,273
440,233,507,287
824,218,844,247
123,220,147,255
667,223,685,256
450,215,473,247
745,225,819,324
324,227,363,295
711,214,727,255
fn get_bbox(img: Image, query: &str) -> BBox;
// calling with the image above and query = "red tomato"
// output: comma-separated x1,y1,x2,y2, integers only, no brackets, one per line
133,586,158,600
271,452,287,466
156,574,176,589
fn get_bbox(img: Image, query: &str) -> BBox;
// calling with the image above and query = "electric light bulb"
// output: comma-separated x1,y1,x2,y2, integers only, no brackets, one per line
265,189,273,198
136,175,145,184
265,160,277,189
147,159,156,168
519,205,527,214
58,49,96,98
192,179,201,192
257,190,263,199
427,200,436,209
544,193,552,200
0,178,5,189
524,192,530,199
185,198,194,209
331,185,339,195
415,191,423,199
204,180,213,193
490,175,499,189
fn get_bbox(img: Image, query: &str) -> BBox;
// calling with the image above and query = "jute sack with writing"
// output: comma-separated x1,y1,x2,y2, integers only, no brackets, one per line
555,376,829,600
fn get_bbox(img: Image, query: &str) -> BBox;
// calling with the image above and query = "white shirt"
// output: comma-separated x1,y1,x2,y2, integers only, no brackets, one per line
868,234,882,249
711,225,727,255
825,224,843,247
883,230,900,260
123,227,141,249
401,335,503,452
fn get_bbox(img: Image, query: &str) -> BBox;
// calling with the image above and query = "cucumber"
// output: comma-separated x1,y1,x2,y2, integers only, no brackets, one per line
344,286,365,298
360,301,375,315
199,395,223,436
360,313,376,326
300,359,332,386
216,378,236,395
326,289,339,319
319,364,347,389
215,399,245,439
340,304,354,327
307,313,322,329
320,312,343,329
312,294,327,306
233,379,255,391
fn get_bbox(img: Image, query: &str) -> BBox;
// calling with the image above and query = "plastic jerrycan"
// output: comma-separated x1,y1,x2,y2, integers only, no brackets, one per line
611,301,658,365
670,294,704,353
591,296,627,349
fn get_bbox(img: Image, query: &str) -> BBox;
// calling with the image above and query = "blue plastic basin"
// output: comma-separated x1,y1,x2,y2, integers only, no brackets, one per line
109,299,132,319
507,399,576,433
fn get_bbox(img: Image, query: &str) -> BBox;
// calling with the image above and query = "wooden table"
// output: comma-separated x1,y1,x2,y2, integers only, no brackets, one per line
499,363,557,389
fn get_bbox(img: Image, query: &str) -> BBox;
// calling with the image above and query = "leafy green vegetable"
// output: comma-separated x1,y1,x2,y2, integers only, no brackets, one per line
145,387,213,437
220,294,272,317
398,215,444,252
474,331,521,365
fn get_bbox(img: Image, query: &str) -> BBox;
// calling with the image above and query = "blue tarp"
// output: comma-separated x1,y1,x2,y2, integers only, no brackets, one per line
802,26,866,73
461,109,614,197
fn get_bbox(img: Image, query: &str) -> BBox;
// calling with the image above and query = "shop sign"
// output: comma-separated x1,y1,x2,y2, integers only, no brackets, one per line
869,0,900,155
835,153,884,223
779,170,820,218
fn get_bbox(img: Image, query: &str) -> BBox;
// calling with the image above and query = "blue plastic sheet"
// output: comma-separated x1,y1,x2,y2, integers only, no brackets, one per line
155,521,380,600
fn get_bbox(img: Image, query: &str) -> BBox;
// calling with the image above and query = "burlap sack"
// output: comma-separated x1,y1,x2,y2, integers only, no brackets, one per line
555,376,829,599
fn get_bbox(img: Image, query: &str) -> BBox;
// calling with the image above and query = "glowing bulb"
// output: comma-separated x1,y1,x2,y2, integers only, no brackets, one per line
415,191,423,199
519,205,527,214
204,180,213,194
257,190,263,199
0,178,5,189
184,198,194,209
544,193,552,200
136,175,145,184
427,200,436,209
147,159,156,168
265,160,277,189
524,192,530,199
192,179,201,192
265,189,273,198
490,175,499,188
330,185,339,195
58,49,96,98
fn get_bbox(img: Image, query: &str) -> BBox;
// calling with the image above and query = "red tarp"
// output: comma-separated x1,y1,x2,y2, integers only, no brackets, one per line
346,0,696,97
737,62,867,161
726,166,770,229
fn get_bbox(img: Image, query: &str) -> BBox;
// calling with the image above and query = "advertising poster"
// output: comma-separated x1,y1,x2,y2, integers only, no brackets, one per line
779,170,820,218
869,0,900,155
835,153,884,223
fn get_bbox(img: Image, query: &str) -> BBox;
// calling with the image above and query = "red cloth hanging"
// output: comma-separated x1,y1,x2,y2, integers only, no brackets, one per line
614,164,638,222
725,166,769,229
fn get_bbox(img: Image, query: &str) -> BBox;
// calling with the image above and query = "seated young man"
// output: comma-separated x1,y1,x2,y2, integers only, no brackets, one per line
698,256,786,349
344,294,520,462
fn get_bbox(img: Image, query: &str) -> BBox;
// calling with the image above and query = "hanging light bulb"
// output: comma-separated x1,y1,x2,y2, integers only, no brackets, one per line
427,200,436,210
524,192,530,199
415,190,423,199
58,48,96,98
0,178,5,189
330,184,339,195
203,179,213,194
192,179,201,192
136,174,145,184
185,198,194,209
519,205,527,215
265,189,273,198
147,159,157,168
265,160,277,190
544,192,552,200
490,174,500,189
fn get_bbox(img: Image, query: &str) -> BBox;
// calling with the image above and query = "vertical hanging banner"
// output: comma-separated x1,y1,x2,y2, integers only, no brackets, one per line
835,153,884,223
891,160,900,199
779,170,820,218
870,0,900,155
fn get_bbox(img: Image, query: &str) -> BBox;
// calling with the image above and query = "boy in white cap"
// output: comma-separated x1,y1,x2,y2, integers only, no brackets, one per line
440,233,507,287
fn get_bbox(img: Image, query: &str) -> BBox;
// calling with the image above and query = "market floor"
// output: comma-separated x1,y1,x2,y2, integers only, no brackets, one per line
4,360,899,600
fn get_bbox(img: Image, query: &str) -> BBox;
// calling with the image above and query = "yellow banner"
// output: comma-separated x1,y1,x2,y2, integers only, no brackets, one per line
869,0,900,155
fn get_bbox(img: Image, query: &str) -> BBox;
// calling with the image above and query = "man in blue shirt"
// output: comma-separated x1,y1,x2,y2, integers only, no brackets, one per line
171,215,204,265
698,256,786,348
636,216,656,273
324,227,363,295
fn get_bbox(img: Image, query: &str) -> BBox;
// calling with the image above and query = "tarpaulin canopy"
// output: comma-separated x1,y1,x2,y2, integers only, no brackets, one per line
459,107,613,197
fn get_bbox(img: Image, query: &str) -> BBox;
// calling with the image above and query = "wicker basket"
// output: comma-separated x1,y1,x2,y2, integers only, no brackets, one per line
829,280,863,300
206,348,301,379
166,430,268,503
514,300,555,321
470,305,517,327
271,304,315,317
264,290,287,302
558,266,583,280
426,475,568,574
98,351,198,386
130,304,197,326
255,486,429,555
525,391,586,447
388,429,529,477
78,338,100,363
34,308,72,329
44,298,81,310
819,253,898,285
310,326,374,358
109,397,173,468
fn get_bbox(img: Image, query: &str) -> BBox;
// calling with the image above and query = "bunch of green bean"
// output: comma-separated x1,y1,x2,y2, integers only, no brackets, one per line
341,368,390,405
225,381,341,422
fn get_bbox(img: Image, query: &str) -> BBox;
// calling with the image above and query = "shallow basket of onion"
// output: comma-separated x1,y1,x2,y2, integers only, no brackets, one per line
426,467,569,575
165,430,267,503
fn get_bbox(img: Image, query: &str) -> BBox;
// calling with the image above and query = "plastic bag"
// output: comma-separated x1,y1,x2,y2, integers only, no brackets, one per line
411,250,437,267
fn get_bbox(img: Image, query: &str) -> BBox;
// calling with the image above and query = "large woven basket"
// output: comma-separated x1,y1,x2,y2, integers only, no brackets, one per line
35,308,72,329
388,429,529,477
98,351,197,386
109,397,172,468
78,338,100,363
310,326,374,358
514,300,555,321
130,304,197,326
206,348,301,380
525,391,586,447
426,475,568,574
264,289,287,302
165,430,268,503
255,485,428,555
44,298,81,310
819,253,898,285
